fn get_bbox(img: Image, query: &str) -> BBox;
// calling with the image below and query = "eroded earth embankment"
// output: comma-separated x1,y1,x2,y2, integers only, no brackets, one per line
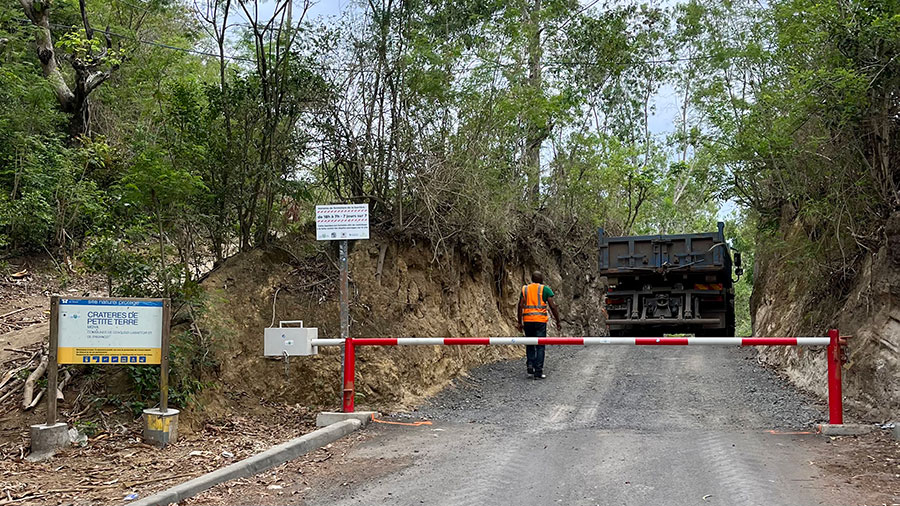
752,211,900,420
192,234,606,421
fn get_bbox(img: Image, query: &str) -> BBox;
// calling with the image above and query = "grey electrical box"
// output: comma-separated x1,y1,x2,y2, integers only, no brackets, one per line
264,321,318,356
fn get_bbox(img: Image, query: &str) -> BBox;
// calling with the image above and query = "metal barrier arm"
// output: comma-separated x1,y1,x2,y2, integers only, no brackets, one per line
310,331,843,426
311,337,831,347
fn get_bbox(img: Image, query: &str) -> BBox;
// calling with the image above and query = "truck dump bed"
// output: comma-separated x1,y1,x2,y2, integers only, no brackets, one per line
598,224,727,274
599,222,737,337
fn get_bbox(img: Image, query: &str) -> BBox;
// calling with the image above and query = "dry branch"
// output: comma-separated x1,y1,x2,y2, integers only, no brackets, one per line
57,369,72,400
0,492,46,505
0,362,31,390
375,242,388,285
125,471,200,487
22,352,48,409
26,388,44,410
0,379,22,405
0,308,29,319
26,369,70,409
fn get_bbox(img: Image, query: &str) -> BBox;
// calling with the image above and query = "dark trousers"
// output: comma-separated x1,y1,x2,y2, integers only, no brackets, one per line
524,321,547,372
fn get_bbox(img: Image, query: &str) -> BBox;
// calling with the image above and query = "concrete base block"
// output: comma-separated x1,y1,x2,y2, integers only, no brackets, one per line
816,423,875,436
892,424,900,441
28,422,69,461
143,408,180,447
316,411,378,428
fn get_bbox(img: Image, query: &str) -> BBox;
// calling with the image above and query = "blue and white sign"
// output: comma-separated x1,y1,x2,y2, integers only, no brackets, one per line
57,298,164,364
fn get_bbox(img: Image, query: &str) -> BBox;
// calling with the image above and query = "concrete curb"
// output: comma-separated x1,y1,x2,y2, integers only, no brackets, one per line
129,419,362,506
316,411,378,427
816,423,876,436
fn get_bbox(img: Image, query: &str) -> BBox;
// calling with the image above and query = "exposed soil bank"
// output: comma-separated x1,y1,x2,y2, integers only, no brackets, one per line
1,229,604,444
752,211,900,420
191,232,606,423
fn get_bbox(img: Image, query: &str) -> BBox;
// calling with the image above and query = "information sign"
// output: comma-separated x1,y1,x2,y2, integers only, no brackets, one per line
57,298,164,364
315,204,369,241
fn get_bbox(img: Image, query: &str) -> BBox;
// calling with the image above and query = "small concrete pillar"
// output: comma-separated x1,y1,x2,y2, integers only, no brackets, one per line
142,408,180,447
28,422,68,461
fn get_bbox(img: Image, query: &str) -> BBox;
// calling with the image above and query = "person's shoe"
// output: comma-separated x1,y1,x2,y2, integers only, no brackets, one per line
527,366,534,375
533,371,546,379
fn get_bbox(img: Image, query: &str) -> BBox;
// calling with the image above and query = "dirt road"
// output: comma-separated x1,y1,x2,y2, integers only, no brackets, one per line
195,346,874,505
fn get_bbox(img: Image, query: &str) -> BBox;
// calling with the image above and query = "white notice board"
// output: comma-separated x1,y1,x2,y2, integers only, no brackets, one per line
57,298,164,364
315,204,370,240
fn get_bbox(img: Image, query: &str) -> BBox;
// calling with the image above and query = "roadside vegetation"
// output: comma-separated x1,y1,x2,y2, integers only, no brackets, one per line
1,0,896,407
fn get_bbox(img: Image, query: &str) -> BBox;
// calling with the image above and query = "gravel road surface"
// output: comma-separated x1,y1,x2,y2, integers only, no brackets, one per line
289,346,862,505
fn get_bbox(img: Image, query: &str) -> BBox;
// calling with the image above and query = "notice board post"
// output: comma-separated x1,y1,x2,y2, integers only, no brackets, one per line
316,204,369,412
339,238,349,405
160,299,171,413
46,296,60,426
28,296,68,461
142,298,177,447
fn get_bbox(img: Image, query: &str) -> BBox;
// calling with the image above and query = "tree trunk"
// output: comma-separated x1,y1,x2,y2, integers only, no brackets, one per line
21,0,114,139
20,0,75,111
525,0,543,208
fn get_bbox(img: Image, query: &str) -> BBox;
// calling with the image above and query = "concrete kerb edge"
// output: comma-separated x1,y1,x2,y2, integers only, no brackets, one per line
129,418,363,506
815,423,877,436
316,411,378,427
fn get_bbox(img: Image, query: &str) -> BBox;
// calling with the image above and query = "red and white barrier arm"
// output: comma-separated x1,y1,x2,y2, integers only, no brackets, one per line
311,336,830,347
324,330,842,423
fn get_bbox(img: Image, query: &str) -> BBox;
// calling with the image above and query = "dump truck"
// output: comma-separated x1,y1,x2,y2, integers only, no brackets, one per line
598,222,743,337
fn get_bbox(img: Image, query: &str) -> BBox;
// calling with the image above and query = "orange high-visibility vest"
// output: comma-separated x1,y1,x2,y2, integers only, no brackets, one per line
522,283,549,323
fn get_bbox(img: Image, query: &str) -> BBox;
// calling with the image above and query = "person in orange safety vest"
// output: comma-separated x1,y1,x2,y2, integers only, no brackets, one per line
516,271,561,379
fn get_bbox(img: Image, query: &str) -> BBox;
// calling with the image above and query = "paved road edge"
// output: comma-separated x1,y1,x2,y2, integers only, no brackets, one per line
130,418,363,506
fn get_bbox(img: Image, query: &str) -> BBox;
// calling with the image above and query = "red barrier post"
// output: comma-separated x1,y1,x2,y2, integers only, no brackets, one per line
827,329,843,424
342,338,355,413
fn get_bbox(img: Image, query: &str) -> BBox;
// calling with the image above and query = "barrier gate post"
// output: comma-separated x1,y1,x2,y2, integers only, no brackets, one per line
827,328,843,424
342,338,355,413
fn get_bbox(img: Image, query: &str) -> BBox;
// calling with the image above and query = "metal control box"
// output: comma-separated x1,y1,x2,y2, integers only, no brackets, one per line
264,321,318,356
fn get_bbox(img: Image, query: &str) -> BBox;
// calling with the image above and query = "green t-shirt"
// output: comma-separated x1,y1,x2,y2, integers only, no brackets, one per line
542,285,554,299
522,284,554,300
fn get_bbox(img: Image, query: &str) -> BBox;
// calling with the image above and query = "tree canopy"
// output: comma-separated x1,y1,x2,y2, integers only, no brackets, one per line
1,0,896,307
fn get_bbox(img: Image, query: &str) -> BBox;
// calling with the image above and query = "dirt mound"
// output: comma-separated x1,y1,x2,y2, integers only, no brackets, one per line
752,211,900,420
190,234,606,423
